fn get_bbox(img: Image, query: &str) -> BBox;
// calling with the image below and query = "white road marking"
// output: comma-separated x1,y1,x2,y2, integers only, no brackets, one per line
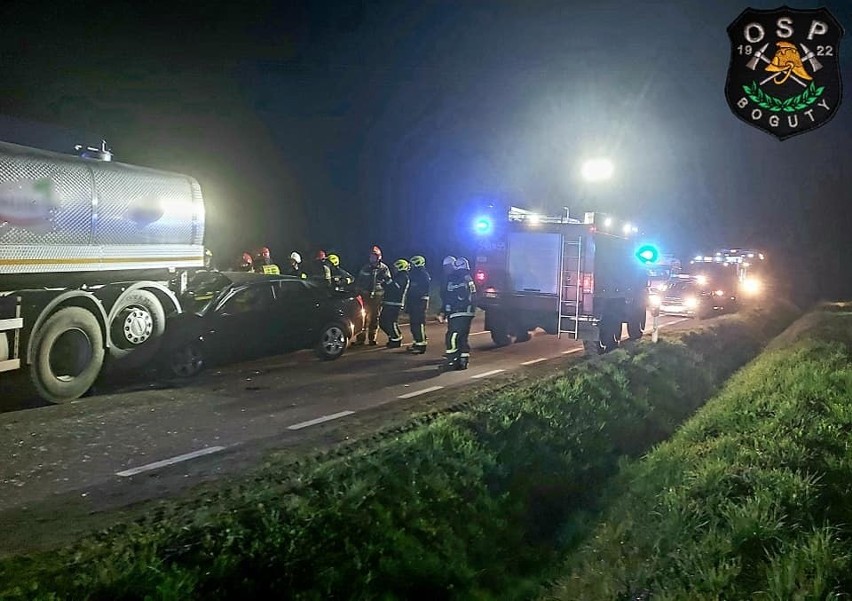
398,385,445,399
521,357,548,366
471,369,505,379
562,348,583,355
470,331,489,336
287,410,355,430
659,317,690,328
116,446,226,477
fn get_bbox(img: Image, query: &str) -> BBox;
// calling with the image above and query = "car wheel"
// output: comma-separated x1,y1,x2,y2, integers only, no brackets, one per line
29,307,105,403
169,342,205,378
316,322,348,360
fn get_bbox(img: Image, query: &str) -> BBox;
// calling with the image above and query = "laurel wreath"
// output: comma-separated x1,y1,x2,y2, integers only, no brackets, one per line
742,81,825,113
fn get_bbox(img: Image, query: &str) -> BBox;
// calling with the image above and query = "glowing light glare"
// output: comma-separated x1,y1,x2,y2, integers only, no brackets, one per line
635,244,660,265
581,158,614,182
475,270,487,283
649,294,662,307
622,223,632,234
604,217,613,227
473,216,493,235
695,275,708,286
714,289,725,297
631,226,639,233
684,296,699,309
742,277,763,296
528,213,541,225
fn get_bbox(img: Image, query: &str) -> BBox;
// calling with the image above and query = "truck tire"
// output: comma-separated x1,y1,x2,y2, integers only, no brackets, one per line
108,290,166,368
490,323,511,347
513,328,531,343
627,309,646,341
599,317,620,353
29,307,105,403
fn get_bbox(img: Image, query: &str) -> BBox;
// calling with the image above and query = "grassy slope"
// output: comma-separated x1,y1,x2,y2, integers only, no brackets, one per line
546,303,852,600
0,303,798,600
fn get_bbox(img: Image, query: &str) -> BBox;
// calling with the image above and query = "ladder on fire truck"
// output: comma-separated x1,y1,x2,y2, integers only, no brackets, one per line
558,235,582,339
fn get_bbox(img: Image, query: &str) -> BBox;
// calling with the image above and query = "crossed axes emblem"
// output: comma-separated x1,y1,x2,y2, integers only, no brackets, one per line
745,42,823,87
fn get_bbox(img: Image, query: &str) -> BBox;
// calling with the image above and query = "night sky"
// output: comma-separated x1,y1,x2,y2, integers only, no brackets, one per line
2,0,850,300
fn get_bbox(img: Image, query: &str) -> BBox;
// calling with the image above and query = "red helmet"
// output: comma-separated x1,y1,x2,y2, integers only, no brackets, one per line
316,249,327,260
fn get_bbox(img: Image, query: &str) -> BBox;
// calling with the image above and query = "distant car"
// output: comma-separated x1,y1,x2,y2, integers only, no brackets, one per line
651,273,738,319
162,271,365,378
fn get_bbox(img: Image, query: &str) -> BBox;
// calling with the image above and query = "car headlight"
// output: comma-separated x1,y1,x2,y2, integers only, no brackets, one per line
649,293,662,307
684,296,699,309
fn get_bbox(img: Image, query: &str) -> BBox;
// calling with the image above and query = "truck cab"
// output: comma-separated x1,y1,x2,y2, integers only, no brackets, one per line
473,208,650,352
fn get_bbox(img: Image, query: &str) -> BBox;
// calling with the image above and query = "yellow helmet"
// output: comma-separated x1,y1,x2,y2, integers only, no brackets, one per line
328,253,340,267
409,255,426,268
393,258,410,271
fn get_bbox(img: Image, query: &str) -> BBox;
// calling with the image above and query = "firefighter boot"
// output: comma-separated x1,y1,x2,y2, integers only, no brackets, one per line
458,355,469,370
386,340,402,349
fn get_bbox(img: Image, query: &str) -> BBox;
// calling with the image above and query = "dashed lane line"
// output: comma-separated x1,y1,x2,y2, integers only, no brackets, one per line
287,410,355,430
659,317,690,328
521,357,548,366
562,348,584,355
398,385,445,399
116,446,227,477
471,369,505,379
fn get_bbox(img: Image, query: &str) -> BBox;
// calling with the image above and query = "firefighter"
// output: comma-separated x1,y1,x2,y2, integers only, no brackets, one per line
380,259,410,348
442,257,476,371
313,250,333,285
437,255,456,324
239,252,254,272
328,253,354,288
285,251,307,279
406,255,431,353
354,246,391,345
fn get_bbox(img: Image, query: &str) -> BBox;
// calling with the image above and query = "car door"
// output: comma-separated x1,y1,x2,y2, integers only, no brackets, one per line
272,279,322,349
213,283,278,361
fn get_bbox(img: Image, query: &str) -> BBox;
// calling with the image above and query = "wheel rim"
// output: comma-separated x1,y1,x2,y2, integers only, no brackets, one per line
121,307,154,345
49,328,93,381
322,326,346,355
172,345,203,377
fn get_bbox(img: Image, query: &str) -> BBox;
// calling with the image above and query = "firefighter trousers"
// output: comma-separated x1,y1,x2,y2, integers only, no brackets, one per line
445,314,473,366
408,299,428,348
379,303,403,343
357,296,383,343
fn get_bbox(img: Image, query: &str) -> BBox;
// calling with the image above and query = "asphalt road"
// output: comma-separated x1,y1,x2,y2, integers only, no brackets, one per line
0,314,692,521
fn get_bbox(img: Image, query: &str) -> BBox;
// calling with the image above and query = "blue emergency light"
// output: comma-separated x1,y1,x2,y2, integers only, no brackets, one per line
635,244,660,265
473,216,493,235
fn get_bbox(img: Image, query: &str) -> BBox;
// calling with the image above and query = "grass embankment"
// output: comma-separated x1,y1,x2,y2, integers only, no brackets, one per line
0,303,798,600
545,303,852,600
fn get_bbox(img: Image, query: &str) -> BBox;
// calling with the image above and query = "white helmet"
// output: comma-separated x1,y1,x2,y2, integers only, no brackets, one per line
453,257,470,271
442,255,456,267
290,251,302,263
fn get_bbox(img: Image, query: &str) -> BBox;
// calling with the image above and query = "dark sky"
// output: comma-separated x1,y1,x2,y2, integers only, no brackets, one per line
2,0,850,298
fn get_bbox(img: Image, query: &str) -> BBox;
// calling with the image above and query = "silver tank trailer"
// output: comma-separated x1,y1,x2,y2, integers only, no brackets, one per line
0,141,205,275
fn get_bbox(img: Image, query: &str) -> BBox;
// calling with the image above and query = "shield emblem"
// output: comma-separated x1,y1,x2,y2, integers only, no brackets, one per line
725,7,844,140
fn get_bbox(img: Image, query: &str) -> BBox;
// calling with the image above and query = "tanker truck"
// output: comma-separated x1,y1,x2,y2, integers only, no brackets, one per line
0,140,205,402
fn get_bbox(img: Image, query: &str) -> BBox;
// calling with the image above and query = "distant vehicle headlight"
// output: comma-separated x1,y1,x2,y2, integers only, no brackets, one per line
684,296,699,309
742,277,763,296
695,275,708,286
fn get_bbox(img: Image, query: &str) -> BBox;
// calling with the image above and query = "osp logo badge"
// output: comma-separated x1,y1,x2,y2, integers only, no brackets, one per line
725,7,843,140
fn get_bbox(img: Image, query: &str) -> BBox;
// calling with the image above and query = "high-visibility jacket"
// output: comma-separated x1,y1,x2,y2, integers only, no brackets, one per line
355,261,392,298
407,266,431,310
443,269,476,317
382,270,410,307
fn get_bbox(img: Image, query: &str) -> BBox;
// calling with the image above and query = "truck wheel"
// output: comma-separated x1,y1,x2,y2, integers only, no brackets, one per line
513,328,531,343
108,290,166,368
29,307,105,403
599,318,620,353
490,324,511,347
627,309,646,341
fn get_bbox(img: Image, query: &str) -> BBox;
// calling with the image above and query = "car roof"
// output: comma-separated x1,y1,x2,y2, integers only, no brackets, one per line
218,271,305,286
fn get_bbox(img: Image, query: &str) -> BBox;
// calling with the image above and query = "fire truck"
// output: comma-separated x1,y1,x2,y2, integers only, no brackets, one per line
0,141,205,402
472,207,652,353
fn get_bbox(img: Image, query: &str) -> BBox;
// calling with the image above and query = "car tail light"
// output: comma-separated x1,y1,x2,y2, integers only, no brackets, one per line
475,270,487,283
